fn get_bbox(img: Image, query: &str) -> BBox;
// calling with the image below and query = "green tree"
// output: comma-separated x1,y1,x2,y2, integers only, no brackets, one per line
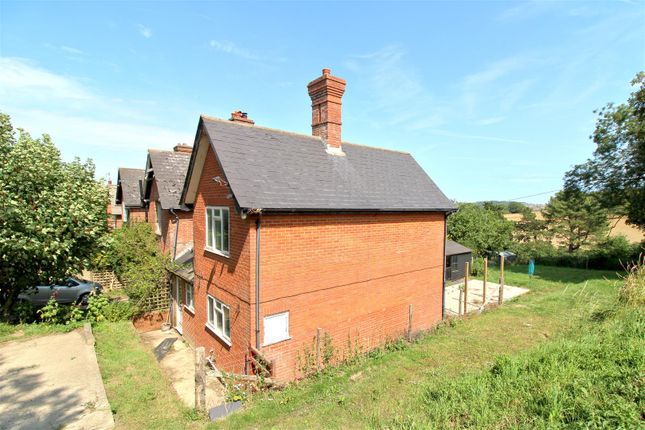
0,113,108,319
447,203,514,255
542,190,609,253
93,222,169,309
514,209,551,243
565,72,645,228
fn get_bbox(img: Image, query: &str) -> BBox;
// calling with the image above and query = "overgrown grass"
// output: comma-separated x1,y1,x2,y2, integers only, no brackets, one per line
213,265,627,429
93,321,207,429
0,321,82,343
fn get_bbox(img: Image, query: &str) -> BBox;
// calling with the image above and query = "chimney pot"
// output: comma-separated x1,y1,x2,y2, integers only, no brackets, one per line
307,68,346,154
229,110,255,125
173,143,193,153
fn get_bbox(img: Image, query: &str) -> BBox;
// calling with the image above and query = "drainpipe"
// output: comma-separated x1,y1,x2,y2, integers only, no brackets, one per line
442,214,448,320
255,215,262,350
170,209,180,260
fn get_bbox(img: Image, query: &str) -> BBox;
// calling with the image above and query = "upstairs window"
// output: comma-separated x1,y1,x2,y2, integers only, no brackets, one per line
205,207,230,256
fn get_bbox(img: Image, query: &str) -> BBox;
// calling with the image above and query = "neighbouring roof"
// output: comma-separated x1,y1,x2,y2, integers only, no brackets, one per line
169,245,194,282
446,240,472,256
182,116,456,212
144,149,192,210
116,168,145,207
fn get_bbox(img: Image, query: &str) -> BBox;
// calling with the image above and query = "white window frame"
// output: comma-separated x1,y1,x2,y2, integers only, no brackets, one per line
263,311,290,346
206,295,231,345
155,201,162,235
184,281,194,312
205,206,230,257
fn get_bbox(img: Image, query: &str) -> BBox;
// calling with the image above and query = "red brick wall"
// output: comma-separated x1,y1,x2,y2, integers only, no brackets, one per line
126,206,147,223
147,179,194,255
256,212,446,380
186,145,254,374
185,144,446,381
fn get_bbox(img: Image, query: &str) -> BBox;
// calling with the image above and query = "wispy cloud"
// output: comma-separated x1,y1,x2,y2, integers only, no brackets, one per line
345,45,446,130
0,57,189,171
60,45,84,55
209,39,285,63
474,116,506,126
138,24,152,38
462,55,537,115
0,57,91,100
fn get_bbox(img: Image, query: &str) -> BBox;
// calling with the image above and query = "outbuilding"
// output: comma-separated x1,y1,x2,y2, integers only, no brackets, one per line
445,240,473,283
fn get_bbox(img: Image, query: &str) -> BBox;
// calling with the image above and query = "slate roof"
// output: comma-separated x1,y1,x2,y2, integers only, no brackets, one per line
116,168,144,207
146,149,192,210
189,117,456,212
446,240,472,256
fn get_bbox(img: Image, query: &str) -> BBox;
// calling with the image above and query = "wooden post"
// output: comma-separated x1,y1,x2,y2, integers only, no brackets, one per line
463,262,469,314
498,255,505,305
407,304,413,341
316,328,321,371
483,257,488,305
195,347,206,410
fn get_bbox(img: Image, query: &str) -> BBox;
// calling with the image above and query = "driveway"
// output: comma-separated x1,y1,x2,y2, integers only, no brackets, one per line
0,328,114,430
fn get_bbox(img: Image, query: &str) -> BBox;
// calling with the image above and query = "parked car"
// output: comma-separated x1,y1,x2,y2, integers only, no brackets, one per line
18,277,102,306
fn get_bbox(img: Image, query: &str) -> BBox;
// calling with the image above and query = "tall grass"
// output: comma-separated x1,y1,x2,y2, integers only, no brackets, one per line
387,260,645,429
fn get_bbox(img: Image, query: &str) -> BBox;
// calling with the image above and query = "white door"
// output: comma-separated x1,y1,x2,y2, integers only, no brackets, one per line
174,278,183,333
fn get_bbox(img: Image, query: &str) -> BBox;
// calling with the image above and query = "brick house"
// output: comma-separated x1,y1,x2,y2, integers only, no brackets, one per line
170,69,455,381
115,167,146,223
107,180,122,229
142,144,194,258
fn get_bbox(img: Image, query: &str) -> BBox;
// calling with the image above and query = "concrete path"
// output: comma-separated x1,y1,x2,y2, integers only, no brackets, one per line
0,329,114,430
139,330,226,410
445,279,529,316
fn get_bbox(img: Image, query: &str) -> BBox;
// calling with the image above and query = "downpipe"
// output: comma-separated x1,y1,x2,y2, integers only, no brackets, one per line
255,216,261,350
170,209,180,260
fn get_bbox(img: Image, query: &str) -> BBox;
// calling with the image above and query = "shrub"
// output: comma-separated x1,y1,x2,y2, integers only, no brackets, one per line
92,222,170,311
469,257,485,276
14,300,37,324
509,236,643,270
101,300,139,322
37,298,67,324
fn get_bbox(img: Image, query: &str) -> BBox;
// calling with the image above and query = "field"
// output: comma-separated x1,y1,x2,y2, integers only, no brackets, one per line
504,212,644,244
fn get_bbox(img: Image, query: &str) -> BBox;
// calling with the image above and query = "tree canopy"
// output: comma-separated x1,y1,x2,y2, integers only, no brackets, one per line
542,190,609,253
447,203,514,256
565,72,645,229
0,113,108,319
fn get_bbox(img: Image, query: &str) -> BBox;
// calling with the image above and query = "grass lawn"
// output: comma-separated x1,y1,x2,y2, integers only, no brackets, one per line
212,265,629,429
0,321,82,343
93,321,208,429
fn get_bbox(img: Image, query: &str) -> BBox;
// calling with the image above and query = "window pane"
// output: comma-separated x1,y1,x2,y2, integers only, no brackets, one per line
215,219,222,251
223,306,230,338
206,210,213,248
216,308,223,331
207,297,213,324
222,209,229,252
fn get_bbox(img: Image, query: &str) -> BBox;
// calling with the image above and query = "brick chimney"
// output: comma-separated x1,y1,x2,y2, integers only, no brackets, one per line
173,143,193,153
307,68,346,155
229,110,255,125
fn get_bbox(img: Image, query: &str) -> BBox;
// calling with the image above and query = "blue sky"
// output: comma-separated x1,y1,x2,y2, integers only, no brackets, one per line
1,1,643,203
